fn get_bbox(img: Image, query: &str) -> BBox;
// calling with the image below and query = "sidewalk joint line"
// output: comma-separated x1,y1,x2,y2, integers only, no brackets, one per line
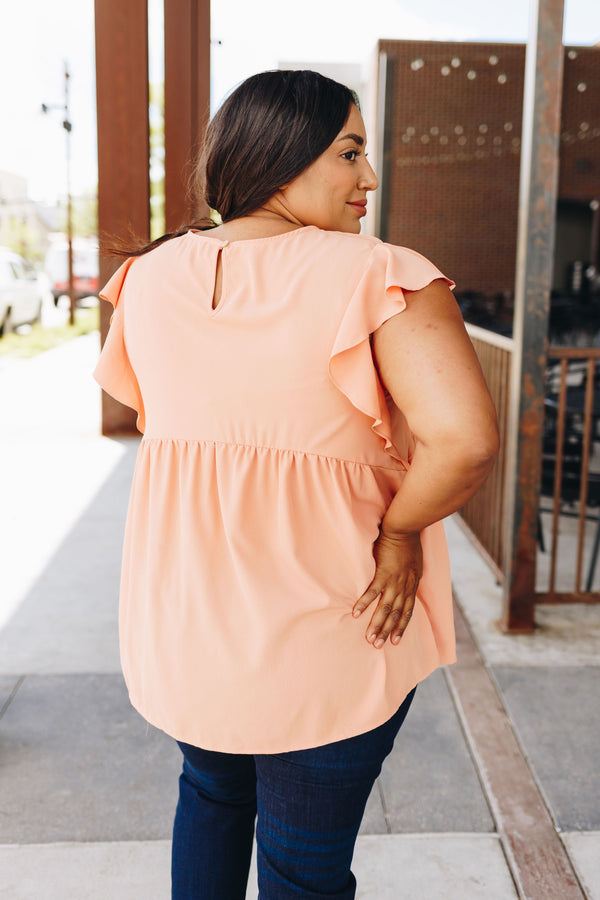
0,676,25,721
376,777,393,835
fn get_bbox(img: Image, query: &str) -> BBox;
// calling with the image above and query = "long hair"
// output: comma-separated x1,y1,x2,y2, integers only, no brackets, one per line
112,69,359,256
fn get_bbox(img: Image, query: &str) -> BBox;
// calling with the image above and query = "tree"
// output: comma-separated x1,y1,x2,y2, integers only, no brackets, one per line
59,193,98,239
150,82,165,240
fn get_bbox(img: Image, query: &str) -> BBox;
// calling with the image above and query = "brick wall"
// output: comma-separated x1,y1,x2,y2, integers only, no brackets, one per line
559,47,600,201
377,40,600,296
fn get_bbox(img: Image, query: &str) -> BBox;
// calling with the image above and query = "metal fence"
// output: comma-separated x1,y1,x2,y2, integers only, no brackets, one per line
458,327,600,605
536,347,600,601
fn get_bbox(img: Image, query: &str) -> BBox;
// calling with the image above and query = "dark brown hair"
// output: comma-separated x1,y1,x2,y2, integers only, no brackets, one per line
112,69,359,256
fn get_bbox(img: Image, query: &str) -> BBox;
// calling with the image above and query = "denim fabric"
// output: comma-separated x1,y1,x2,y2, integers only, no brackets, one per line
172,688,416,899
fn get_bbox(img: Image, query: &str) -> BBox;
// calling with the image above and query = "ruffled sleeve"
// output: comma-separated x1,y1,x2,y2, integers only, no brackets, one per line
93,257,145,433
328,241,454,464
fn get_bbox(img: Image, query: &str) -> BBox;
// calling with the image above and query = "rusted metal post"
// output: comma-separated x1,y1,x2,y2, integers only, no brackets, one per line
501,0,565,631
164,0,211,230
590,199,600,279
95,0,150,435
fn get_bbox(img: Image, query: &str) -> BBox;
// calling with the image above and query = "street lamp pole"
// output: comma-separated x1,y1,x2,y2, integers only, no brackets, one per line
42,60,75,325
64,63,75,327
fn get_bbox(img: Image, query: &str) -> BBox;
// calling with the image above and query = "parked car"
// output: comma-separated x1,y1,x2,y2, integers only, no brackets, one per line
44,237,99,304
0,247,46,337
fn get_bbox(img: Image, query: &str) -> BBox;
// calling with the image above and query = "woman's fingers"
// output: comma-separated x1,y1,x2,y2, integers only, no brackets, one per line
353,584,383,617
353,529,423,649
390,595,416,644
366,585,417,648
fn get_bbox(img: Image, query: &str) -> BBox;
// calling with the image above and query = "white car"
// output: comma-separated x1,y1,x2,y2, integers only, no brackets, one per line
0,248,45,336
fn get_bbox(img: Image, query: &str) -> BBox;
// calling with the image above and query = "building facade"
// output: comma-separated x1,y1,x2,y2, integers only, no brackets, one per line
372,40,600,319
0,171,57,262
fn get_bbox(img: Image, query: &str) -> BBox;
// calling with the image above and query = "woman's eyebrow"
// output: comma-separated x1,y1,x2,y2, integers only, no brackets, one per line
336,133,364,145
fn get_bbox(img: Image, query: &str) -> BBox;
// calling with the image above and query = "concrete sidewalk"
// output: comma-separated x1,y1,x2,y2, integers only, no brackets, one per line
0,333,598,899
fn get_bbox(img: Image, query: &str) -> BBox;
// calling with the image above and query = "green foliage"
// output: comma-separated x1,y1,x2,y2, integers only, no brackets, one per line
0,307,99,358
58,194,98,239
150,82,166,240
2,222,45,263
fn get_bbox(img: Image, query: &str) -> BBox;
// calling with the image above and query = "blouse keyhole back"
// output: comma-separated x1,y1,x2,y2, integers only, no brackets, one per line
210,241,227,312
93,225,457,754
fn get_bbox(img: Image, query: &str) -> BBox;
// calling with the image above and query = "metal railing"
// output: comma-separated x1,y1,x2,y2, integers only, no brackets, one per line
536,347,600,602
458,326,600,606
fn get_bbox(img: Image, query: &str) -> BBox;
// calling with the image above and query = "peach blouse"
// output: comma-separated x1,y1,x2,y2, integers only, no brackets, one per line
94,226,456,753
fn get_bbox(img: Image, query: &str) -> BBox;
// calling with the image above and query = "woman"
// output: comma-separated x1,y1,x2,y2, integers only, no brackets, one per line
95,70,499,899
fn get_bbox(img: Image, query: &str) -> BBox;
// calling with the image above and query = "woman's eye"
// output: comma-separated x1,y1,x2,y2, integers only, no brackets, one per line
342,150,359,161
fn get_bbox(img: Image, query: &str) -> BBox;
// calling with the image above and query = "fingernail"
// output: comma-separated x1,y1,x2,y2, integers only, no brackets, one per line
353,609,361,618
374,637,384,648
368,633,377,642
392,635,400,644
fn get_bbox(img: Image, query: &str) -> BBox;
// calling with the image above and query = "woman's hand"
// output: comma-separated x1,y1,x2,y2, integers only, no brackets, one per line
352,530,423,648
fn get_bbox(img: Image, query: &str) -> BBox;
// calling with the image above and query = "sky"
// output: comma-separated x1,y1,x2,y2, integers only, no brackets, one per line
0,0,598,204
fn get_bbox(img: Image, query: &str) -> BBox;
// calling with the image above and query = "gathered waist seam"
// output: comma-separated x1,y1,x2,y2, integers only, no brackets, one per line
140,436,407,472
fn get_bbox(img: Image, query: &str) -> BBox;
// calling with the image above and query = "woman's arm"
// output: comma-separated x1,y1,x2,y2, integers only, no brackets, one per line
353,278,499,648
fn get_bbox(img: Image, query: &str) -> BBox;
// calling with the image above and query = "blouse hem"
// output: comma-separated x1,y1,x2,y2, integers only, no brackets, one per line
124,653,456,755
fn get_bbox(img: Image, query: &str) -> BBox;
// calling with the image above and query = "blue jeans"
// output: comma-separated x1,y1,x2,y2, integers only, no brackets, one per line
171,687,416,899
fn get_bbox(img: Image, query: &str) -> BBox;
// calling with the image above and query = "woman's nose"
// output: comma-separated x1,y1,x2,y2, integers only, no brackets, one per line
359,159,379,192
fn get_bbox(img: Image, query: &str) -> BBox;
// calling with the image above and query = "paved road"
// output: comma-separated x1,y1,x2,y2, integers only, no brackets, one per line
0,333,598,898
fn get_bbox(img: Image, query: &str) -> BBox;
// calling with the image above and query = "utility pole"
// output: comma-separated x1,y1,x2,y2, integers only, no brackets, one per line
42,61,75,326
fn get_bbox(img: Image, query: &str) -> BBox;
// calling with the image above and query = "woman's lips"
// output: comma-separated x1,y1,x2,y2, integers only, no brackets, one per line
347,201,367,216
